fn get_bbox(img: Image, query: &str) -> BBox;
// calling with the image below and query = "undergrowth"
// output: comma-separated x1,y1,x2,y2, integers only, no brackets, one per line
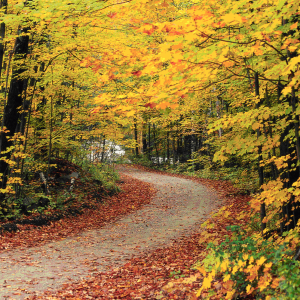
128,154,258,194
126,154,300,299
0,158,120,223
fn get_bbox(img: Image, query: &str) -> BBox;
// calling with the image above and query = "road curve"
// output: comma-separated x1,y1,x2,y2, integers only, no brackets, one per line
0,165,221,299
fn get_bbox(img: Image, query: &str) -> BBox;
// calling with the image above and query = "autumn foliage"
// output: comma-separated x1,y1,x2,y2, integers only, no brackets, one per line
0,0,300,298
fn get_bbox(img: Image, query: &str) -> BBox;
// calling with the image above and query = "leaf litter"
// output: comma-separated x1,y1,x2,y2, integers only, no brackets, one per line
1,166,253,299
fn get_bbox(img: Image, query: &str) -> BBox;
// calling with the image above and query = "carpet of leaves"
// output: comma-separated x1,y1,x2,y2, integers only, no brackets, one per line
0,173,155,253
27,165,254,300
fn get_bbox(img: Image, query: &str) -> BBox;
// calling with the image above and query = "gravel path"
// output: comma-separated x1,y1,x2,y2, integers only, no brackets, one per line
0,166,221,299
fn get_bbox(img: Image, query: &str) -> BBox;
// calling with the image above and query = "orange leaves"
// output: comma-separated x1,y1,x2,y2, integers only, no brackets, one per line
194,15,203,21
261,33,271,42
171,43,183,50
144,101,179,110
140,24,157,35
156,102,169,109
223,61,235,68
212,21,226,28
257,272,272,291
107,12,117,19
90,106,102,114
290,22,298,30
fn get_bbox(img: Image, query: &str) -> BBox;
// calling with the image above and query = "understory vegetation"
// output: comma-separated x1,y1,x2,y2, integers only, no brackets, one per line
0,158,120,229
129,153,258,194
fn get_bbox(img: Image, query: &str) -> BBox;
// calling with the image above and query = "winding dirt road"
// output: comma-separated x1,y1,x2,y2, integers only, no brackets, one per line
0,166,221,299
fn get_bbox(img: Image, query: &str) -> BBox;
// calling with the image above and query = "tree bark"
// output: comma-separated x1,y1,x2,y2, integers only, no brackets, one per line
255,72,266,234
142,123,147,154
0,27,29,191
0,0,7,80
167,131,170,163
134,119,138,156
148,123,151,161
153,124,159,165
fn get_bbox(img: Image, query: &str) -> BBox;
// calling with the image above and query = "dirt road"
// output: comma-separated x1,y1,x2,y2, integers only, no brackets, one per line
0,165,221,299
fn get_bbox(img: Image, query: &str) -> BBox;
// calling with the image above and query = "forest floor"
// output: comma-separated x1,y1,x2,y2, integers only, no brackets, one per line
0,165,252,300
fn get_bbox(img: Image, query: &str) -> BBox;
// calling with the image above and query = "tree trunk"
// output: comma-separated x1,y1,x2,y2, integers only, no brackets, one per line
0,27,29,191
167,131,170,163
0,0,7,80
142,123,147,154
148,123,151,161
134,119,138,156
255,72,266,234
153,124,159,165
172,135,176,165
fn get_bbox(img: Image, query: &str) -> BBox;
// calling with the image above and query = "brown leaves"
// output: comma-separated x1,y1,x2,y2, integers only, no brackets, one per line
30,230,205,299
145,102,156,109
131,70,142,77
0,174,155,253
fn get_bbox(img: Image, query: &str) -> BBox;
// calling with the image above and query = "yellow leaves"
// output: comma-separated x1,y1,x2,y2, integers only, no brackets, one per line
246,264,260,282
237,260,245,268
225,288,236,299
222,13,243,25
126,110,136,117
122,47,133,58
160,51,172,62
223,274,231,282
197,265,215,296
6,176,22,185
99,74,110,83
256,256,266,266
94,94,111,105
292,179,300,188
264,262,273,272
282,86,292,96
142,63,157,75
218,55,226,63
273,155,290,171
201,273,213,289
232,265,239,274
252,122,260,131
184,32,198,42
289,45,298,52
116,95,127,99
172,52,184,63
257,272,272,291
0,186,15,194
243,254,249,261
182,273,200,284
246,284,254,294
249,256,254,264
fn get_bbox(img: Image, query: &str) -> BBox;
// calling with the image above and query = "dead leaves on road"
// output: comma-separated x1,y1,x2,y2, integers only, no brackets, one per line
28,167,253,299
0,174,155,253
